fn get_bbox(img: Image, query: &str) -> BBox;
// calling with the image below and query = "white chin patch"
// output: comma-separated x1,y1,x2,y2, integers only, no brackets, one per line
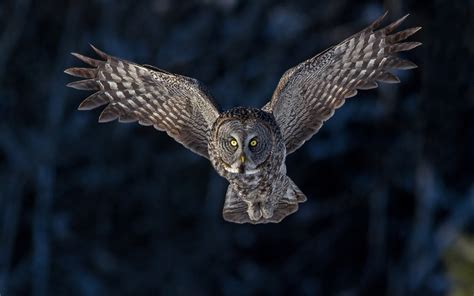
224,166,260,175
224,166,239,174
245,168,260,175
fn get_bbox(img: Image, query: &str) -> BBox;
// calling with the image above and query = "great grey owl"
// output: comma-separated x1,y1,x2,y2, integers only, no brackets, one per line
65,13,421,224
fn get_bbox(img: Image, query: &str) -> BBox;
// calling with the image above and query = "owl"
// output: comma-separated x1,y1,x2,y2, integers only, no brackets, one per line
65,13,421,224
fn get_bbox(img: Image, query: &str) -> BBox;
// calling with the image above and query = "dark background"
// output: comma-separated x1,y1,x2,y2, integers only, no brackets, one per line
0,0,473,295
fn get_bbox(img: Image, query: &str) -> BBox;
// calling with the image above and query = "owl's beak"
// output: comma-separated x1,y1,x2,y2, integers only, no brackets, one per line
238,154,246,174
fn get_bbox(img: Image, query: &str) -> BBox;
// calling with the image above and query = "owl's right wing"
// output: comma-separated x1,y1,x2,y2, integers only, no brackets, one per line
65,45,220,159
263,12,421,154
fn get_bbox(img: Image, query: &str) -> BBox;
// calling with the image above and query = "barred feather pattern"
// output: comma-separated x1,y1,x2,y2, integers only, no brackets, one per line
65,46,220,159
263,12,421,154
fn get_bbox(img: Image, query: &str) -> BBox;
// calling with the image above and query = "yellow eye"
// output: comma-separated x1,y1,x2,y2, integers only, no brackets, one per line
230,139,238,147
249,139,257,147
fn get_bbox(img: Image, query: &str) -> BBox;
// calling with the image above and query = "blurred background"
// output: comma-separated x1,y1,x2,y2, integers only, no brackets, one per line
0,0,473,295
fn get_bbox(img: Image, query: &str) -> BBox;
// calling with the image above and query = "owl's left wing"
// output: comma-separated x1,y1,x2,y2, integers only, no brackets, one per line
65,45,220,159
263,13,421,154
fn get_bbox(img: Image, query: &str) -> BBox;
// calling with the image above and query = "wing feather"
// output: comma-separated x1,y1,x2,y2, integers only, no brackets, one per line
264,13,421,154
66,45,220,159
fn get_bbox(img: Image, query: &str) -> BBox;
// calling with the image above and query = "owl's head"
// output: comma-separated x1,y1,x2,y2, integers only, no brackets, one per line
213,108,277,175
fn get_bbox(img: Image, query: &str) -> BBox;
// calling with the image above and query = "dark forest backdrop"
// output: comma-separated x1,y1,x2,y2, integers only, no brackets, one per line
0,0,473,295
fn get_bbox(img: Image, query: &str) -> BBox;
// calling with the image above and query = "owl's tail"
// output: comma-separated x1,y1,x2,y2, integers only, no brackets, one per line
222,177,307,224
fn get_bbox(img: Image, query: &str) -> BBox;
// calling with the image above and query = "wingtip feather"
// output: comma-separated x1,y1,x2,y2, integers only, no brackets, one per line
66,81,81,89
98,112,117,123
64,67,96,78
368,11,389,30
388,41,422,54
77,101,95,111
70,52,103,67
387,26,422,43
77,93,109,110
377,71,401,84
89,44,109,60
387,57,418,70
66,79,99,90
383,14,410,34
407,41,422,49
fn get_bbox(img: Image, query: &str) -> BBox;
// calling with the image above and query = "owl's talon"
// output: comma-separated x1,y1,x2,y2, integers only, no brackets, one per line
261,201,274,219
247,203,262,221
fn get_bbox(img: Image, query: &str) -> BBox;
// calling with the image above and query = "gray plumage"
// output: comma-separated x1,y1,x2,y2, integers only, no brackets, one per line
65,47,219,158
65,13,421,224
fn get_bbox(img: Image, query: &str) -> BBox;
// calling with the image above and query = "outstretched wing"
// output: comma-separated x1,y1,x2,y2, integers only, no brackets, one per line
263,12,421,154
65,45,220,159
